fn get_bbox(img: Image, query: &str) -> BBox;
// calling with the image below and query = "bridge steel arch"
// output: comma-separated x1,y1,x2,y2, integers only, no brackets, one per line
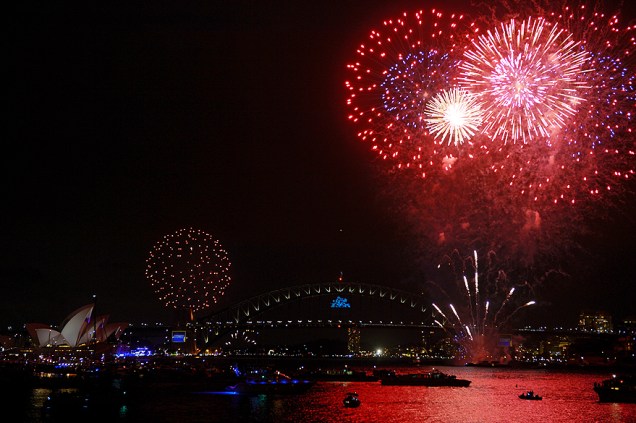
198,282,430,326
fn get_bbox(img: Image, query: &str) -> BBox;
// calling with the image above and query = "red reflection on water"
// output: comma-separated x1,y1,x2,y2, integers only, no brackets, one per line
285,367,636,423
22,367,636,422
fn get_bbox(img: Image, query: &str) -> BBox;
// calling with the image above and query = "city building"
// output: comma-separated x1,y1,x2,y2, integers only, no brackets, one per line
616,316,636,335
578,311,613,333
347,326,361,353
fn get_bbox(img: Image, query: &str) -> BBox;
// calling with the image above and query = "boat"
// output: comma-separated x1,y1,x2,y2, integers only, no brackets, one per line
226,370,314,394
380,369,471,387
373,369,396,379
466,361,507,368
305,368,378,382
343,392,360,408
519,390,542,400
593,374,636,403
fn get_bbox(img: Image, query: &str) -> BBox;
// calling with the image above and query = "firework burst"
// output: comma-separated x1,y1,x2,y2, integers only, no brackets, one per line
145,228,232,314
224,329,258,352
500,4,636,206
345,9,480,175
424,87,484,145
459,16,591,144
431,250,537,362
344,2,636,330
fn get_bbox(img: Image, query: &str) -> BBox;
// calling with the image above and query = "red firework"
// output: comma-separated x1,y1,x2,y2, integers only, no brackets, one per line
345,2,636,270
458,16,591,144
500,3,636,207
344,8,481,177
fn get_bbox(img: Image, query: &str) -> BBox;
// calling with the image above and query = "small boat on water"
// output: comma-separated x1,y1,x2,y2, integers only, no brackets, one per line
380,369,471,387
466,361,507,368
519,390,542,400
305,368,378,382
593,374,636,403
343,392,360,408
226,370,314,394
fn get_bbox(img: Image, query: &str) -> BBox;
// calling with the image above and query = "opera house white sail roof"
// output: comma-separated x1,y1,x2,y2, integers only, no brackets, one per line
26,304,128,348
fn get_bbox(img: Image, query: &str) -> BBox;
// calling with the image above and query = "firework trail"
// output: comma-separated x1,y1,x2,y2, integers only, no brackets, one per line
435,251,535,335
474,250,480,325
500,301,536,326
224,329,258,351
463,275,472,322
431,250,537,362
432,302,450,322
493,287,516,325
449,303,463,325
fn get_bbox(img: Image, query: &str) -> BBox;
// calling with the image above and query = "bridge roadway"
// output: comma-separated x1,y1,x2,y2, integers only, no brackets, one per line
193,319,439,330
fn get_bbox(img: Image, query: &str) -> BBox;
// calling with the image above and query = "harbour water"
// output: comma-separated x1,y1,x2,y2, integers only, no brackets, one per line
14,366,636,422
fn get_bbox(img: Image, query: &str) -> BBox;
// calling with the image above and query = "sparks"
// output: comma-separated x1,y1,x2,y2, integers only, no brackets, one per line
145,228,232,313
424,88,484,145
459,17,591,143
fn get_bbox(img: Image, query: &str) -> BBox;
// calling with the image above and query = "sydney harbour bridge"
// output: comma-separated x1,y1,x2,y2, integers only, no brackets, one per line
190,281,439,348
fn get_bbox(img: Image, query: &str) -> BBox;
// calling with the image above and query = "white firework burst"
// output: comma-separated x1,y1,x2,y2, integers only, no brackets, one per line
424,88,484,145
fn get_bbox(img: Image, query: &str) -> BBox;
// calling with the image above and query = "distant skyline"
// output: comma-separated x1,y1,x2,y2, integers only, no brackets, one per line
6,1,635,328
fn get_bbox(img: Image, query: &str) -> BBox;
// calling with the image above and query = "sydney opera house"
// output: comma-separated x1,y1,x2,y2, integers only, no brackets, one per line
26,304,128,348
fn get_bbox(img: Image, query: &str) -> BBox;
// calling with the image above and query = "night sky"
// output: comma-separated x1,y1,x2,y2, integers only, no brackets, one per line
6,1,635,328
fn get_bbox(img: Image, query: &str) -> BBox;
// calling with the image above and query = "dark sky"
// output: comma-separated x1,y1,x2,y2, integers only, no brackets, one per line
6,1,635,328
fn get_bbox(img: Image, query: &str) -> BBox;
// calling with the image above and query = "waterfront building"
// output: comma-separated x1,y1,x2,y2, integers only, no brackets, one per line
578,311,613,334
26,304,128,348
347,326,360,353
616,316,636,335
